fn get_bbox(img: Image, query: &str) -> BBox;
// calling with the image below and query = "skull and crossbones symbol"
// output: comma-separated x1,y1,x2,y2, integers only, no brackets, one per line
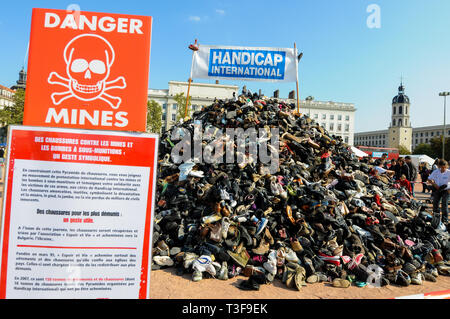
48,34,127,109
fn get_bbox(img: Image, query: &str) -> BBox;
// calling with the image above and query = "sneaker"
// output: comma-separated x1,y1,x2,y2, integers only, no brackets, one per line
332,278,351,288
153,256,174,267
263,259,277,275
306,272,329,284
285,248,300,263
255,218,269,236
410,272,423,285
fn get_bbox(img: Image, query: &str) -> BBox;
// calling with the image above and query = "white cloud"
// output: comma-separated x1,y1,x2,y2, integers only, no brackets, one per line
216,9,225,15
189,16,201,22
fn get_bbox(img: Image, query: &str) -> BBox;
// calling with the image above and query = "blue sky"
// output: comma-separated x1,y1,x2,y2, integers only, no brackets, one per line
1,0,450,132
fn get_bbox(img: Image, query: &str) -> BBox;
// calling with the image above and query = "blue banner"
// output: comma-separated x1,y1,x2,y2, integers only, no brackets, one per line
208,49,286,80
192,45,297,83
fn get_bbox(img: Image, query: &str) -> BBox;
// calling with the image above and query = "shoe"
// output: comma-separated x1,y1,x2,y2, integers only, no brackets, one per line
228,245,250,267
410,272,424,285
306,272,329,284
263,228,275,245
294,266,307,291
252,238,270,255
332,278,351,288
423,272,437,282
238,278,260,291
291,238,304,253
192,270,203,282
255,217,269,236
263,259,277,275
153,256,174,267
218,262,229,280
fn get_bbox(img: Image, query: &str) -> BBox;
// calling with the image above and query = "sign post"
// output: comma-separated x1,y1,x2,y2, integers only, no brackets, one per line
0,126,159,299
23,8,152,132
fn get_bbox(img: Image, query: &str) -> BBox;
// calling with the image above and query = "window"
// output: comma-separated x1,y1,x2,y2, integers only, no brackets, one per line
393,107,396,115
314,114,318,119
398,119,403,126
345,137,349,143
406,106,408,115
322,114,326,120
426,138,429,143
172,114,176,121
329,123,334,131
421,133,423,137
173,104,177,110
345,124,349,132
321,123,326,128
337,124,342,131
345,116,350,121
330,115,335,120
399,106,403,114
415,139,418,144
437,132,441,136
162,114,166,121
425,132,428,137
393,119,396,126
405,119,408,126
338,115,342,121
415,133,418,137
163,103,167,110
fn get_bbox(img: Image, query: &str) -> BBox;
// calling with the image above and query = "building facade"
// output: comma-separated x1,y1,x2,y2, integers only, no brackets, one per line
355,83,413,151
280,96,356,145
355,82,450,153
148,81,239,132
10,68,27,91
149,82,357,143
0,84,15,109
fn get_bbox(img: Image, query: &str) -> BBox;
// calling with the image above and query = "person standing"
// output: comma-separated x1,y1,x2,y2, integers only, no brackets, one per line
419,162,431,193
404,156,417,196
427,159,450,229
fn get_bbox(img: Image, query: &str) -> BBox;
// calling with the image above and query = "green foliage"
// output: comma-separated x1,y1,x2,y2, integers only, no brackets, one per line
413,143,434,157
398,144,411,155
146,100,163,134
412,137,450,161
0,88,25,126
174,92,192,122
429,136,450,161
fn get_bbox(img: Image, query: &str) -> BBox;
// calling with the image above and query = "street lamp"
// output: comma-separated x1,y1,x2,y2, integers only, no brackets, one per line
439,91,450,160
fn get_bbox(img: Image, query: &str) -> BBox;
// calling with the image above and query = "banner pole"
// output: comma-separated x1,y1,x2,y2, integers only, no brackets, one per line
184,78,192,120
185,40,198,120
294,43,300,115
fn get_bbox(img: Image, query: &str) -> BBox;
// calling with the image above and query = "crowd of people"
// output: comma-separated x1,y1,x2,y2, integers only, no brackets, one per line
363,154,448,229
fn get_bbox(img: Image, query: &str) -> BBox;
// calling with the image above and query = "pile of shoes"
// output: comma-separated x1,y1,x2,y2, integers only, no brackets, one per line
152,90,450,291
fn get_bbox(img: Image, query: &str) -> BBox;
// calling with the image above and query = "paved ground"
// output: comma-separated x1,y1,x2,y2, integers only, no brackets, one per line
149,267,450,299
0,165,448,299
149,180,450,299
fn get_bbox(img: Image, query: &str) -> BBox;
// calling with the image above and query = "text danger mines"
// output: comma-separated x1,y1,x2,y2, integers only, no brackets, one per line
44,12,145,34
40,10,147,129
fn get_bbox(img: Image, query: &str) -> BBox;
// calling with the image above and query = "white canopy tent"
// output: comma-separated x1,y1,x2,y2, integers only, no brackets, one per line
351,146,369,158
399,154,435,168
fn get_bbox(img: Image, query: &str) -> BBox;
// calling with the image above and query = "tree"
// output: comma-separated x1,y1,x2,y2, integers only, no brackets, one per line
0,88,25,126
413,143,434,158
173,92,192,122
398,145,411,155
146,100,163,134
429,136,450,161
